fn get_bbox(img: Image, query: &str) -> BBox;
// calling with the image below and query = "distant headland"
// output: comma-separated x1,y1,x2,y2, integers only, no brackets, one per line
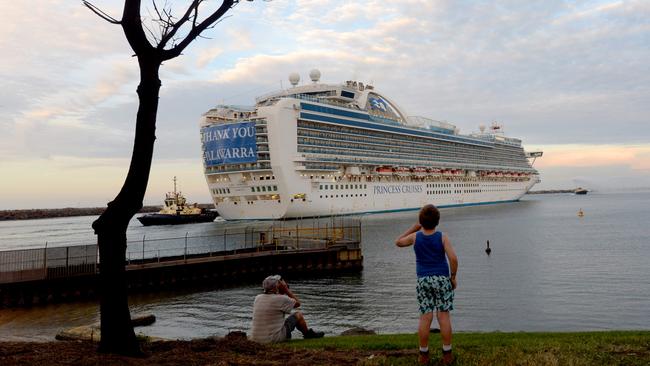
526,189,576,194
0,206,162,221
0,204,217,221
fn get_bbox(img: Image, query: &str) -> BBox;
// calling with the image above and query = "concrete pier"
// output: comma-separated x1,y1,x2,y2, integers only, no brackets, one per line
0,220,363,306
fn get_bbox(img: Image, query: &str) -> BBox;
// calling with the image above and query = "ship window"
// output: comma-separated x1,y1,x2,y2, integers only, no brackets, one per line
262,186,267,192
251,188,255,192
341,90,355,98
274,186,277,191
320,185,323,190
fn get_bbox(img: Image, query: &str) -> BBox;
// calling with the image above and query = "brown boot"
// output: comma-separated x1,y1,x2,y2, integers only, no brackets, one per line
418,350,430,365
441,350,454,365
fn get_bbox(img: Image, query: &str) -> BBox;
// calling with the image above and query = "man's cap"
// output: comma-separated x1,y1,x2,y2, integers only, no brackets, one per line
262,275,281,292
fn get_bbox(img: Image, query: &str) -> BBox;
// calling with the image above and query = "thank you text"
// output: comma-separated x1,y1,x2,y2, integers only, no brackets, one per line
202,122,258,166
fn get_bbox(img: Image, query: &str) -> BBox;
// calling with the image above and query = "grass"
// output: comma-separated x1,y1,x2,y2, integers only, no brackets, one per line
275,331,650,365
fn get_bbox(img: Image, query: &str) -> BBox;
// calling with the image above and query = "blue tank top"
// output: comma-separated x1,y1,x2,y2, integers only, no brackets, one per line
414,231,449,278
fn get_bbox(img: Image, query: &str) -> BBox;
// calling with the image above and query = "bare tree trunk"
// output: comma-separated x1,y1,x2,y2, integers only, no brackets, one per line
92,55,161,355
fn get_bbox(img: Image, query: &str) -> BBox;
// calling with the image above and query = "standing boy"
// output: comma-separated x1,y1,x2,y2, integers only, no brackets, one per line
395,204,458,365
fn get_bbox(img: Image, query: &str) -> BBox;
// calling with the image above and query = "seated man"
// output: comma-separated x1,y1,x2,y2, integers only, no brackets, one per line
250,275,324,343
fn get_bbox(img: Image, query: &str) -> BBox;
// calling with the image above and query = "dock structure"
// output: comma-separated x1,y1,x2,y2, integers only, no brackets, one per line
0,218,362,306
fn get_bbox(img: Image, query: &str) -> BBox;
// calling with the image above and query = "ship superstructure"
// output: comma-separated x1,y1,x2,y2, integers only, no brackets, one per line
200,70,542,220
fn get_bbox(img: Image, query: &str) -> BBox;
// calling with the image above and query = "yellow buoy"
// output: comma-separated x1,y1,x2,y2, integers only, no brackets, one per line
578,209,584,217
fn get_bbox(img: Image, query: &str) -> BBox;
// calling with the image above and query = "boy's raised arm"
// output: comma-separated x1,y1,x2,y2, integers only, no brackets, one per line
395,222,421,247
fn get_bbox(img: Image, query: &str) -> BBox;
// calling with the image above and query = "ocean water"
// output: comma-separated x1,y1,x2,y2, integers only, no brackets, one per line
1,192,649,341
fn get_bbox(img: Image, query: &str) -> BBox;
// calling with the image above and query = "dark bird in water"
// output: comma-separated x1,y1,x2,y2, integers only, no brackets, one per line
485,240,492,255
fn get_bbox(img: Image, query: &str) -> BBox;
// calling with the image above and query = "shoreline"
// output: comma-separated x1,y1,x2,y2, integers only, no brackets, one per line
526,189,575,194
0,205,214,221
1,330,648,365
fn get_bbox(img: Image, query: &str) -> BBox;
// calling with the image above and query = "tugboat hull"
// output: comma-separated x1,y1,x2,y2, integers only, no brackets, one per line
137,211,218,226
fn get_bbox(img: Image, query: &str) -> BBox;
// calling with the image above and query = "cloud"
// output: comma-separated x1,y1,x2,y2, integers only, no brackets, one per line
196,46,225,68
534,144,650,171
1,1,649,207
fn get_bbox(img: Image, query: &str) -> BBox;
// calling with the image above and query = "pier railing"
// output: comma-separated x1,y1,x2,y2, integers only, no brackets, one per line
0,217,361,284
0,244,98,284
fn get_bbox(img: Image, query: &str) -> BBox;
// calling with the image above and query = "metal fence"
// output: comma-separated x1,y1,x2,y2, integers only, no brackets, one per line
0,217,361,284
0,244,98,284
123,216,362,263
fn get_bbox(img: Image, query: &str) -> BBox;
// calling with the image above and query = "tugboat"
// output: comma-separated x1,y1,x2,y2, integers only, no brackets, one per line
574,187,588,195
137,177,218,226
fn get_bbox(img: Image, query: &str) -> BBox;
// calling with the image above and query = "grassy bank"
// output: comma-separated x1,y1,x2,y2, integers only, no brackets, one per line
281,331,650,365
1,331,648,365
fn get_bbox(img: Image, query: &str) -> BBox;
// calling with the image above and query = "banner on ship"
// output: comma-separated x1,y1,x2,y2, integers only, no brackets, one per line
201,122,258,166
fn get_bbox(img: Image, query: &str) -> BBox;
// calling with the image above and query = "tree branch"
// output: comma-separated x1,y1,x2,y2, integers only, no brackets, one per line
83,1,121,24
161,0,235,60
157,0,202,50
122,0,155,56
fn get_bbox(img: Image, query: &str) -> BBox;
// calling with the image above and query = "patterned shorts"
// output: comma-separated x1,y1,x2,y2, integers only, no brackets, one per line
416,275,454,314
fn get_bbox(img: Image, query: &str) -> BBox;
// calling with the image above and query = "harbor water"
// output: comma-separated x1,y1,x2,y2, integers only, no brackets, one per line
1,192,649,341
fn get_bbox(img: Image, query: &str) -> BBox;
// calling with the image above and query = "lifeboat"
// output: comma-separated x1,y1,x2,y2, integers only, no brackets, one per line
442,169,453,177
395,167,411,176
413,167,428,177
376,166,394,175
430,168,442,176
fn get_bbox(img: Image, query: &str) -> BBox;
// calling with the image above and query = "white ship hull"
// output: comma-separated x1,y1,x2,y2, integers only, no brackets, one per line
214,178,538,220
200,75,541,220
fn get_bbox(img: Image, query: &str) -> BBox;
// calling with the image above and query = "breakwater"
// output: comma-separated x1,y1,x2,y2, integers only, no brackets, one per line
0,207,159,221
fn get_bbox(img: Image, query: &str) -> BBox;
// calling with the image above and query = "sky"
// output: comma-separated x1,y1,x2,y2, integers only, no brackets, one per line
1,0,649,210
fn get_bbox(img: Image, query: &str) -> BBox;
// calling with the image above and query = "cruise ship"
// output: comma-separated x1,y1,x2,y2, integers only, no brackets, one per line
200,70,542,220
